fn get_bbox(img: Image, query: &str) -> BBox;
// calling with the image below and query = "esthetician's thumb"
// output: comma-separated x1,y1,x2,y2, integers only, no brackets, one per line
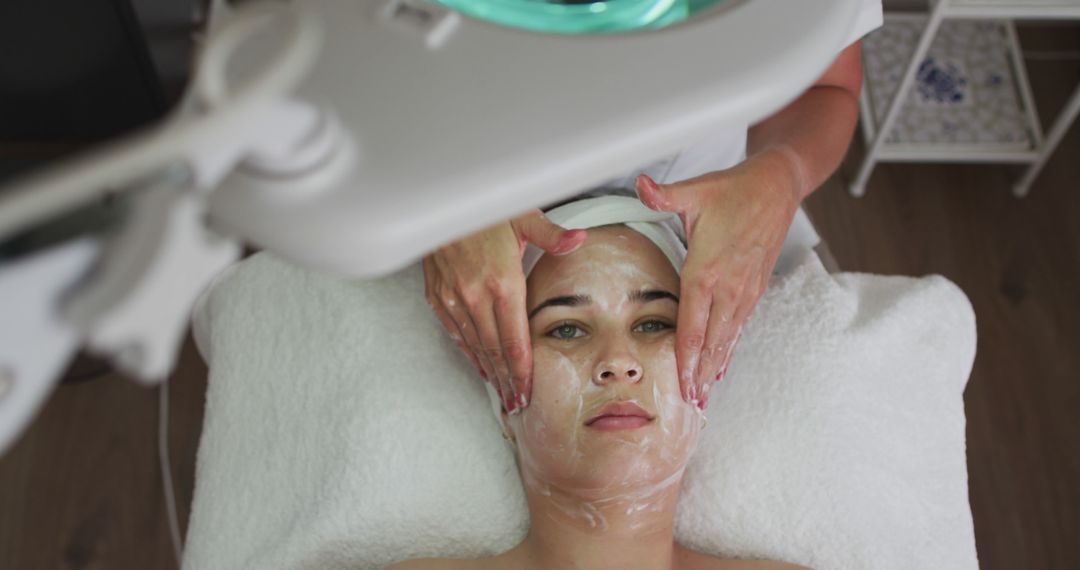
510,209,588,256
634,173,705,215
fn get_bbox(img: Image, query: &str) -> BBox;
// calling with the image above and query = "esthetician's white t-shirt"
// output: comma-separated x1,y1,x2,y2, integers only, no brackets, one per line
577,0,883,195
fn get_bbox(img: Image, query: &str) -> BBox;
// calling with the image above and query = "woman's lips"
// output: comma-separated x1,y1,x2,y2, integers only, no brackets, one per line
587,416,653,431
585,401,655,432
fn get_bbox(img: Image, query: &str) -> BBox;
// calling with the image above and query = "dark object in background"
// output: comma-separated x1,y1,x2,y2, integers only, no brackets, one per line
0,0,201,255
0,0,194,381
0,0,166,147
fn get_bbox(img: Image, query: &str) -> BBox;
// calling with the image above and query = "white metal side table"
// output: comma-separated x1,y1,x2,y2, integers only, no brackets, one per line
853,0,1080,197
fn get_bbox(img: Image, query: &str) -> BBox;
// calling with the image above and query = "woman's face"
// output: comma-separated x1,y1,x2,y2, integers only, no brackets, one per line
508,225,701,498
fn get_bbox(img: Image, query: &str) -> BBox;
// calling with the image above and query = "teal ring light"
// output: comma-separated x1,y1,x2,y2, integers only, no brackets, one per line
432,0,731,34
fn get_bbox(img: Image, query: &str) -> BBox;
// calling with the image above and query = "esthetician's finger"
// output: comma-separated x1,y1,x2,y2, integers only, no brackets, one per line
729,275,763,341
698,262,769,407
635,174,698,226
701,321,744,410
461,308,505,399
511,210,588,256
445,301,500,387
674,268,713,405
432,295,491,383
423,259,499,386
695,287,739,408
494,280,532,410
717,258,770,374
707,276,762,392
470,297,517,411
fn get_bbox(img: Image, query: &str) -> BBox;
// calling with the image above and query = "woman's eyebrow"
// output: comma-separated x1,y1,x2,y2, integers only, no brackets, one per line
528,294,591,320
629,289,679,305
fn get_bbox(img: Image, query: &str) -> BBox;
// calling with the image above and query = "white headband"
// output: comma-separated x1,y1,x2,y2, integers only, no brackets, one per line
522,196,687,278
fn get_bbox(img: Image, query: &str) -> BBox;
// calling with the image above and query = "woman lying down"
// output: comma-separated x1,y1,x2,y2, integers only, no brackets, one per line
390,197,807,570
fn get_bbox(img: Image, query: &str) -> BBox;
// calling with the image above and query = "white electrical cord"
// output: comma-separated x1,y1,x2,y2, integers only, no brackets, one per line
159,378,184,569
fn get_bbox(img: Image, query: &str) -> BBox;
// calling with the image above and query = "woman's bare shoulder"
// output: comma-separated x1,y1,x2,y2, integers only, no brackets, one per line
728,562,811,570
689,557,811,570
387,550,810,570
384,555,519,570
676,545,811,570
384,545,521,570
383,558,477,570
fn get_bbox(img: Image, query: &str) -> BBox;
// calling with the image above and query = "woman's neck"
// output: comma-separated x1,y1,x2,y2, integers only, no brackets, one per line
511,469,685,570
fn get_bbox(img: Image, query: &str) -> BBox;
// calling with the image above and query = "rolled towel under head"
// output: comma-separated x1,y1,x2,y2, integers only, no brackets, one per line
521,196,687,278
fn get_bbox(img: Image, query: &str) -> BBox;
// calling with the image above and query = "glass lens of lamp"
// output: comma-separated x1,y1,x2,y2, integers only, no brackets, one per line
432,0,730,34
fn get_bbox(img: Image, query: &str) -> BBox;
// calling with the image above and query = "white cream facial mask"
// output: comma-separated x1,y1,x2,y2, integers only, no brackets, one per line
500,225,703,532
509,350,701,531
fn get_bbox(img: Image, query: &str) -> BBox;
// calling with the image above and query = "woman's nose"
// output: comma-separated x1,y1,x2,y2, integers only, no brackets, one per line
592,352,643,385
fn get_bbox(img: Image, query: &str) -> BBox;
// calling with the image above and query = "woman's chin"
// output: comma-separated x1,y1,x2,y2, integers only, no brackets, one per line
517,427,696,497
532,457,681,496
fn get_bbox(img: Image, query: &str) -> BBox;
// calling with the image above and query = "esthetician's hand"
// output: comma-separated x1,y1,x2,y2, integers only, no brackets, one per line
423,210,587,413
634,148,803,409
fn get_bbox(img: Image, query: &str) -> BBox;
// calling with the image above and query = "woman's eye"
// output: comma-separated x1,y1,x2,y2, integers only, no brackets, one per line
548,323,585,340
634,320,671,333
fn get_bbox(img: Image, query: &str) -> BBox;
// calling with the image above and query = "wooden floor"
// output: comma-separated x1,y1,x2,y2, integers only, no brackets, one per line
1,31,1078,570
808,47,1080,569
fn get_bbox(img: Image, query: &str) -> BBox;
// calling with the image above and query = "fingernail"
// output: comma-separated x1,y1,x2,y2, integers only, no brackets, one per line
553,230,586,255
637,176,664,206
516,393,528,410
508,393,525,416
563,229,586,242
637,174,659,192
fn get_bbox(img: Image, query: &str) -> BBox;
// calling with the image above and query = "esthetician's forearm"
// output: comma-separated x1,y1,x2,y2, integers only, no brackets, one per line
747,41,863,201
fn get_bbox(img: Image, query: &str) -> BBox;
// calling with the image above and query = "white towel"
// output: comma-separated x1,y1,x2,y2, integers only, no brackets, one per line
184,249,978,570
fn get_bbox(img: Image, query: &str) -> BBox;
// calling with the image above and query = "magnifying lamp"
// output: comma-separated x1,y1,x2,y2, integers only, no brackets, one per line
205,0,861,278
0,0,859,454
2,0,861,278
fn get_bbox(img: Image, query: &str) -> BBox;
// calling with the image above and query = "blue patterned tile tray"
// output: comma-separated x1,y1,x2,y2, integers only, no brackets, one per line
863,16,1034,148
